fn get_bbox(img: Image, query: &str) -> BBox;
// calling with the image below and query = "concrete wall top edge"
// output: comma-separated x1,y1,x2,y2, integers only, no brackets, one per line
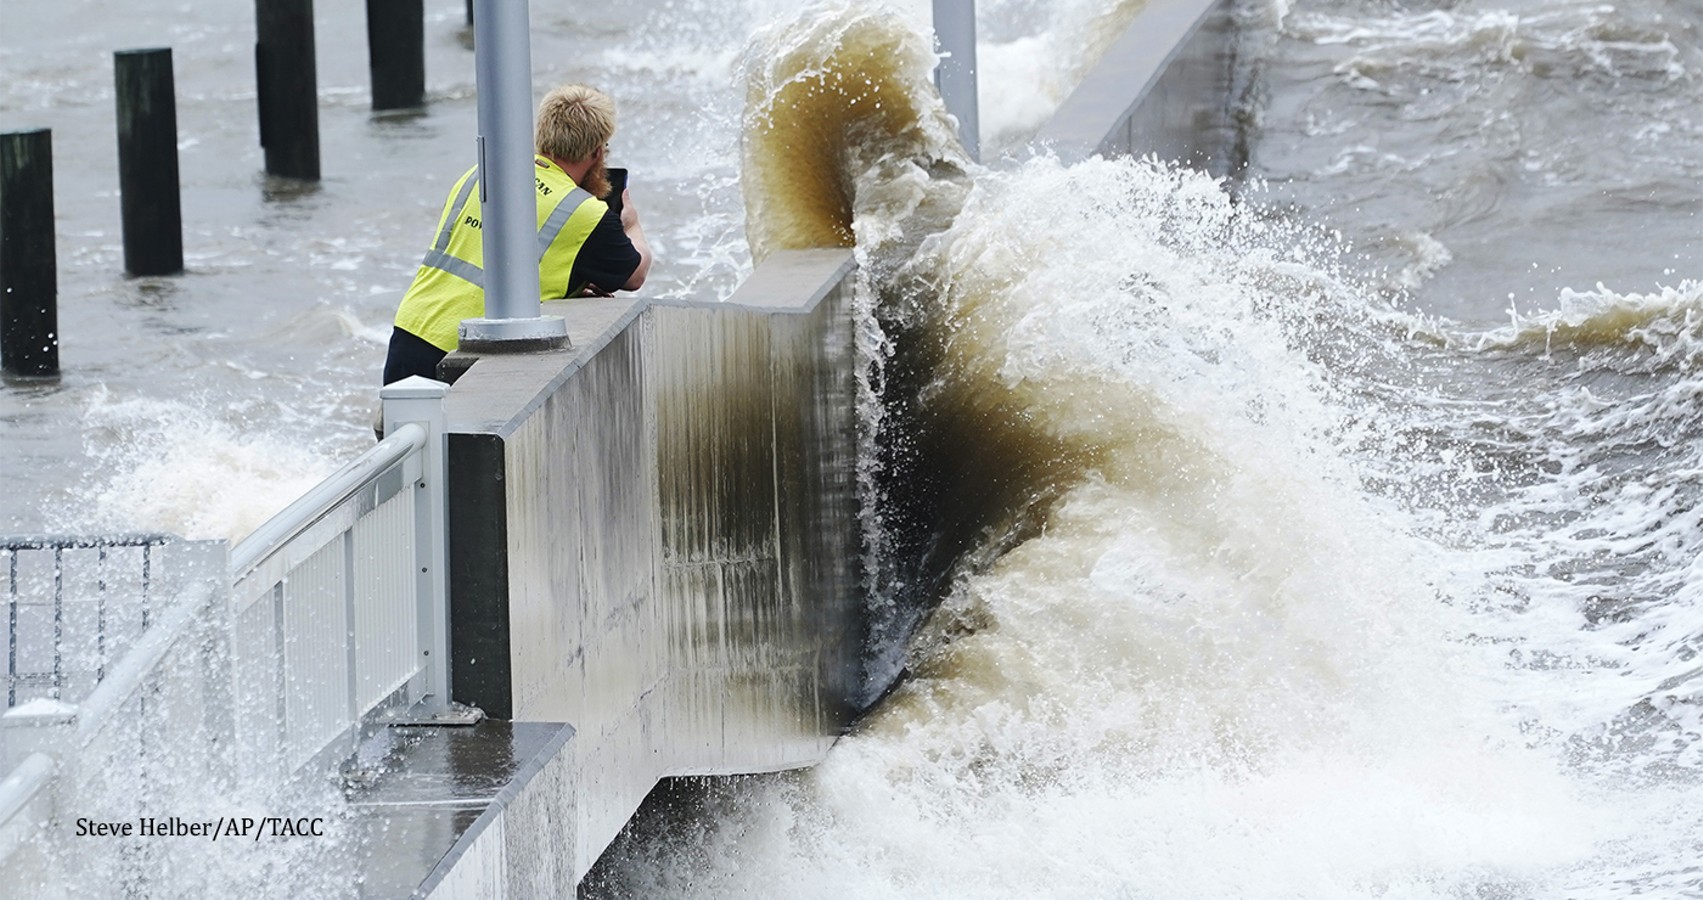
650,248,855,315
1033,0,1228,164
442,249,856,438
410,721,577,898
443,296,646,438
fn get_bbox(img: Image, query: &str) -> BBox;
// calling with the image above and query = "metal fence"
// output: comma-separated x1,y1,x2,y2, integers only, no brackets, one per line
227,377,453,777
0,377,452,878
4,534,174,710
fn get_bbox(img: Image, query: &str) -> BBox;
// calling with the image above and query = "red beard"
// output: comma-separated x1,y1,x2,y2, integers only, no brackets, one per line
582,161,612,201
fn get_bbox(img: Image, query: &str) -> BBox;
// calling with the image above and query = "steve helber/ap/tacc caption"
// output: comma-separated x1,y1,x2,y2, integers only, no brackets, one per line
74,815,327,841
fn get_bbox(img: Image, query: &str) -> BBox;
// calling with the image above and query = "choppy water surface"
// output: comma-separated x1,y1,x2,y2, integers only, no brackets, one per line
4,0,1702,897
1247,0,1702,320
593,1,1703,897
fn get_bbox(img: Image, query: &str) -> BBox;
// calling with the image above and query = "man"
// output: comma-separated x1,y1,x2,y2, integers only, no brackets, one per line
383,84,652,384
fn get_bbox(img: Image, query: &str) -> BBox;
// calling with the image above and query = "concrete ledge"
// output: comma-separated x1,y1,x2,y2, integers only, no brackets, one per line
339,720,576,899
650,248,856,313
440,296,648,438
434,248,862,886
1037,0,1239,172
439,248,857,434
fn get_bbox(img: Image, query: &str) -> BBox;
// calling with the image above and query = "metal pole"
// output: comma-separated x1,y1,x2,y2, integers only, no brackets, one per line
457,0,568,352
114,48,184,276
932,0,980,162
0,129,59,378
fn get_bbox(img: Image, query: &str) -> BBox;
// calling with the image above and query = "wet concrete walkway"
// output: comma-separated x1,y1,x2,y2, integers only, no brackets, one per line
345,720,574,898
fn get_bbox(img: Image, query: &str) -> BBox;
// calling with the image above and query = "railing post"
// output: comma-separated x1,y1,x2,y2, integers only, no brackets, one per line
380,377,453,717
932,0,980,162
0,752,59,841
0,703,76,775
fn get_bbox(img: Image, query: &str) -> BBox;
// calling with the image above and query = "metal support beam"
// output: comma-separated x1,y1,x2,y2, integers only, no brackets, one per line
933,0,980,162
458,0,568,352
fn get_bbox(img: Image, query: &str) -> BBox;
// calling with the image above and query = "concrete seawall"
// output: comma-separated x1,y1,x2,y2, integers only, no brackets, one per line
1038,0,1241,173
433,248,861,887
416,0,1241,888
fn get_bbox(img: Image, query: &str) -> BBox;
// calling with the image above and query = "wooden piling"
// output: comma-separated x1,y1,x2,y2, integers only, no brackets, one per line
367,0,426,112
255,0,321,181
0,129,60,378
114,48,184,276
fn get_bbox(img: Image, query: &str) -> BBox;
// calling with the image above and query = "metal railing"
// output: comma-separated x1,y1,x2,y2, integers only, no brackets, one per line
4,534,174,709
0,377,452,873
228,377,452,777
1,540,230,888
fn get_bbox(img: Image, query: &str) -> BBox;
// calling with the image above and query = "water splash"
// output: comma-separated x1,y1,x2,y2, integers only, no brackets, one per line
72,388,345,543
738,2,969,260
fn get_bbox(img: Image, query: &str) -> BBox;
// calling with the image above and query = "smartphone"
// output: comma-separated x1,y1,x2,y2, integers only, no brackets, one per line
604,167,627,221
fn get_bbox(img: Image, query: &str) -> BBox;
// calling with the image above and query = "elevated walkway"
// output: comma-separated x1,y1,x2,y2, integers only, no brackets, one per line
347,721,576,898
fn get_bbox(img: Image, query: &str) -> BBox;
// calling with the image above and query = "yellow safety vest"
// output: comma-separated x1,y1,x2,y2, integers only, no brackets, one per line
395,156,608,351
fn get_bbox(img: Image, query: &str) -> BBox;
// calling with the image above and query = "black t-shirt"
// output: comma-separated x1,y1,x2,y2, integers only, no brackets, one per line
568,209,642,296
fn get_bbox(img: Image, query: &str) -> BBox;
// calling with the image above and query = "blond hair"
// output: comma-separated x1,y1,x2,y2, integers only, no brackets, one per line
535,84,615,162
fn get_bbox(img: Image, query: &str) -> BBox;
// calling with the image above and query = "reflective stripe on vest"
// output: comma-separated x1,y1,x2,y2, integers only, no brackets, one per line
435,173,480,254
417,178,595,288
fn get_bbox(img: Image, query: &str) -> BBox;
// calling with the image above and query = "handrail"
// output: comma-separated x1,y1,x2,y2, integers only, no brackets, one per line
0,753,54,825
2,378,451,884
228,422,426,581
1,534,174,551
71,570,220,744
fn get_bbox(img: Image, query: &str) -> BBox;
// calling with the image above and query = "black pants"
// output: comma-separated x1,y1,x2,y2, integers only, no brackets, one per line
383,327,448,385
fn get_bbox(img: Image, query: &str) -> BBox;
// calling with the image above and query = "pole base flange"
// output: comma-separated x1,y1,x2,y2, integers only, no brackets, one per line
458,315,571,353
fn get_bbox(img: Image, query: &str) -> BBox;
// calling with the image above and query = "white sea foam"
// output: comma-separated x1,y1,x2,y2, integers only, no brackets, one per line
591,136,1703,895
1389,230,1453,291
975,0,1151,151
71,388,344,544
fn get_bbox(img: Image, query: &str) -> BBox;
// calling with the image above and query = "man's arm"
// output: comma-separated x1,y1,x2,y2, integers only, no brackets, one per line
569,200,647,296
619,189,652,292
